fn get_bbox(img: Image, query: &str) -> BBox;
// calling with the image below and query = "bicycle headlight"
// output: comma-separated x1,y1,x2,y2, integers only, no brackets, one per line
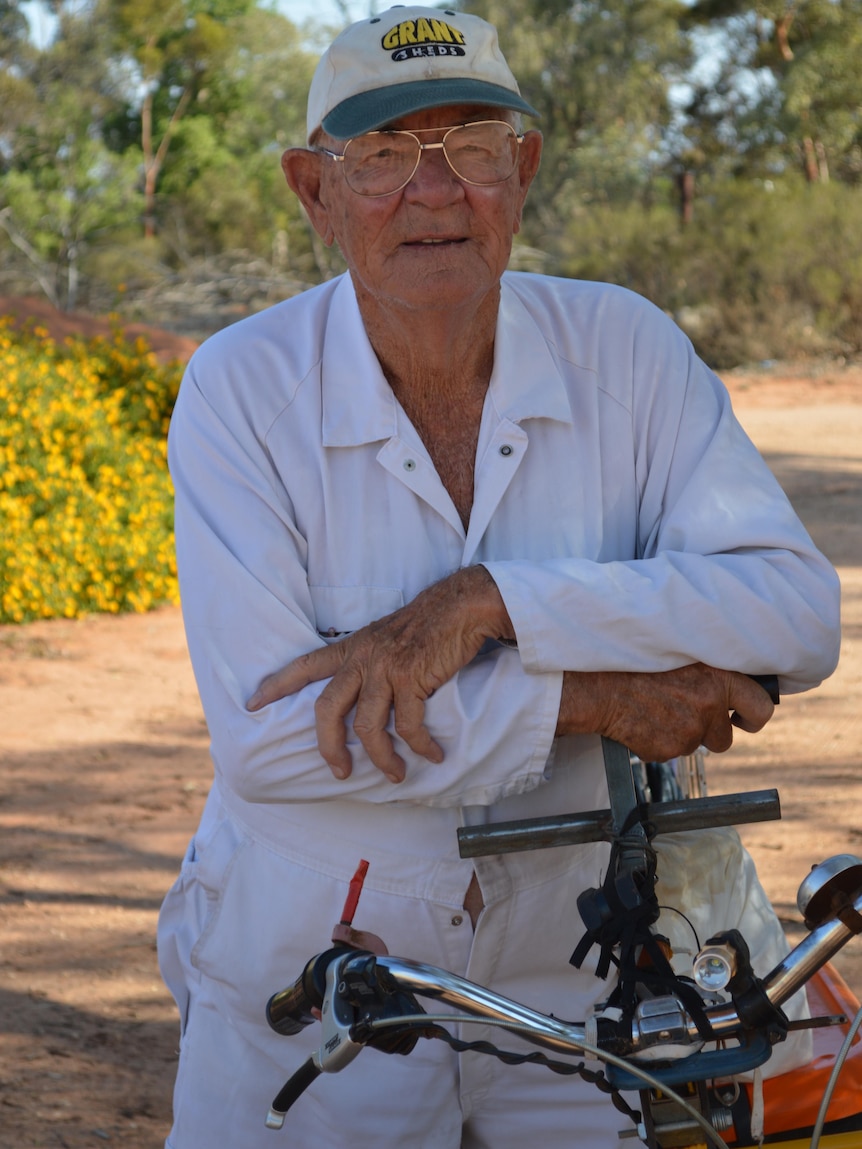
692,944,737,992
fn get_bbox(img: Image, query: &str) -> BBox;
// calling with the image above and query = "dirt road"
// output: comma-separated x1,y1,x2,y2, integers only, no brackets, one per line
0,349,860,1147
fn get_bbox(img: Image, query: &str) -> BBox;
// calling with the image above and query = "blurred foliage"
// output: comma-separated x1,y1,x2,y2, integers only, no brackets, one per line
0,0,317,306
554,180,862,366
683,0,862,184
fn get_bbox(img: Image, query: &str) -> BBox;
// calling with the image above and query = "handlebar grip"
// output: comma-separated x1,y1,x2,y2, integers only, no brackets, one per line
266,947,343,1036
266,980,316,1036
265,1057,322,1129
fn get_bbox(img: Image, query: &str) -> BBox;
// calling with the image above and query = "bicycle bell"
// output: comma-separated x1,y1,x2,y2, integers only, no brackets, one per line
797,854,862,929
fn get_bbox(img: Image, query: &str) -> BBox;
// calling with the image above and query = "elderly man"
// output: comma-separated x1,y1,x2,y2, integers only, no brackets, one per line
158,7,840,1147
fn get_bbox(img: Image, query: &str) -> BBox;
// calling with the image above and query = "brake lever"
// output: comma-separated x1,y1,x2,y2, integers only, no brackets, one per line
265,1058,322,1130
265,952,365,1130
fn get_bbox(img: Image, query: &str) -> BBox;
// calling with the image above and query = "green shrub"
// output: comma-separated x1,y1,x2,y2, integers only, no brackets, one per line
550,181,862,368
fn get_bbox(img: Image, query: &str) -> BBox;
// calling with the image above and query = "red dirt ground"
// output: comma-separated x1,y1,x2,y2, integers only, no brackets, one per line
0,297,860,1147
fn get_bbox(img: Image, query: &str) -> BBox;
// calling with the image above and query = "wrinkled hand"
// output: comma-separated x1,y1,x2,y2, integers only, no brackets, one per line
247,566,513,783
558,663,775,762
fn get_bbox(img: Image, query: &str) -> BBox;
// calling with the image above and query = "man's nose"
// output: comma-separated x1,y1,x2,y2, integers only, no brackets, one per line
403,143,464,203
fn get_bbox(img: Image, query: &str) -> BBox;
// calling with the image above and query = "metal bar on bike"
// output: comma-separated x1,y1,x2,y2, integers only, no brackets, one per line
374,956,593,1056
373,954,748,1052
457,789,781,858
762,897,862,1010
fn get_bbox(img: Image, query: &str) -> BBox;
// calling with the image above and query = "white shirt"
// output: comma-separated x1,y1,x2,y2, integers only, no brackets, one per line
161,272,836,1146
168,270,839,869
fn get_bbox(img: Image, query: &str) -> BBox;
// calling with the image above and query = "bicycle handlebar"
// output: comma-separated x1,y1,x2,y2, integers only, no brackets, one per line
264,860,862,1132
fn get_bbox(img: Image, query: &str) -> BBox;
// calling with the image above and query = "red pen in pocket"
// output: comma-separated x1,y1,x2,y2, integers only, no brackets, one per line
331,859,388,955
340,858,370,927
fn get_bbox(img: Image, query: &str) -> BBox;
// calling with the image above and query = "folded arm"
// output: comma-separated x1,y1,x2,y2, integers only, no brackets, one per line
249,565,775,776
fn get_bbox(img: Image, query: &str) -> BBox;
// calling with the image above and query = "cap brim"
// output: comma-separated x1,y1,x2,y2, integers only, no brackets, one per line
321,78,539,139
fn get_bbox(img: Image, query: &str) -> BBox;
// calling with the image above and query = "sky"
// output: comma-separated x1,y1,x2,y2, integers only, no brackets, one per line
281,0,374,29
19,0,374,48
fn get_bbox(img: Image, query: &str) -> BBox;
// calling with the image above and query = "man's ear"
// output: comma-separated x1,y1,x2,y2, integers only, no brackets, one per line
281,148,335,246
512,129,542,235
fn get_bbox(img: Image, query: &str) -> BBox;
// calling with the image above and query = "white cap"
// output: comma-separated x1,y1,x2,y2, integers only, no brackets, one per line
306,5,538,142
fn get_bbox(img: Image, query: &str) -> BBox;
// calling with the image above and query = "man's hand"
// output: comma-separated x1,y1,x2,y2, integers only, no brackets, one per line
557,663,775,762
247,566,513,783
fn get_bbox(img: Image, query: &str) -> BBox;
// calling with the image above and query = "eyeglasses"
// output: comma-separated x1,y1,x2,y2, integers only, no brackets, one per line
315,120,524,198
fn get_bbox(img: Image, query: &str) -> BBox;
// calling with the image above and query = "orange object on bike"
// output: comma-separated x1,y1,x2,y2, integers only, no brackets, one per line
724,963,862,1147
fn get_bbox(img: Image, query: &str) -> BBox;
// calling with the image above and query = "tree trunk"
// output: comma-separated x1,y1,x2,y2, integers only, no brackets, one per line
802,136,820,183
141,84,193,238
142,90,157,238
815,139,830,183
0,206,60,308
66,244,79,312
676,169,695,225
775,11,796,61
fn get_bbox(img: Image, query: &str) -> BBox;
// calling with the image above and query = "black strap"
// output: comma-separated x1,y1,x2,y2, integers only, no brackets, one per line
570,805,659,982
571,806,714,1040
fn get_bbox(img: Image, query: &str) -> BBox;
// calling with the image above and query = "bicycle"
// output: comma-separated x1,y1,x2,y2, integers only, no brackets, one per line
263,712,862,1149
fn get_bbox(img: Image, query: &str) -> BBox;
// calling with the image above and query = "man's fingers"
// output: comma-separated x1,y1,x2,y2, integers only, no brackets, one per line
314,672,361,780
247,644,346,710
580,664,779,762
700,716,734,754
315,670,427,784
352,686,442,780
247,634,445,784
698,671,775,750
392,692,444,764
351,686,406,783
245,569,503,781
727,672,775,733
730,706,772,733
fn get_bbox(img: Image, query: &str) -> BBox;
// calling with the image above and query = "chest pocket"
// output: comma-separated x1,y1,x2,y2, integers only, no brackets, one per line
308,584,405,643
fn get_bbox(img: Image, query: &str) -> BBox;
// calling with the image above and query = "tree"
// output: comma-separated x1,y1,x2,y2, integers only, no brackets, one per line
462,0,691,256
153,5,327,271
1,0,329,305
0,2,141,308
682,0,862,184
1,136,141,309
0,0,38,140
109,0,254,236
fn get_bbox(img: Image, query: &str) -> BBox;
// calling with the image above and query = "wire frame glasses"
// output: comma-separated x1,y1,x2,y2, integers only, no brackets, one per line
315,120,524,198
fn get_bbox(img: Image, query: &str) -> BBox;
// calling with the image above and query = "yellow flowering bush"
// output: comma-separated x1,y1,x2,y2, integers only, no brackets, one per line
0,318,184,623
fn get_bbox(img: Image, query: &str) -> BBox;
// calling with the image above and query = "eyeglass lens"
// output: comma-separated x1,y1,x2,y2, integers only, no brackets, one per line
343,122,519,196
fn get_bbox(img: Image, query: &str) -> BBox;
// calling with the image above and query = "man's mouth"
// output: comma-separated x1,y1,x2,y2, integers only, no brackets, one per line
404,237,467,246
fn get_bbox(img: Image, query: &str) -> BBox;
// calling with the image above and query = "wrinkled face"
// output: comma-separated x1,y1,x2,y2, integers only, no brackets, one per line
310,105,542,317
